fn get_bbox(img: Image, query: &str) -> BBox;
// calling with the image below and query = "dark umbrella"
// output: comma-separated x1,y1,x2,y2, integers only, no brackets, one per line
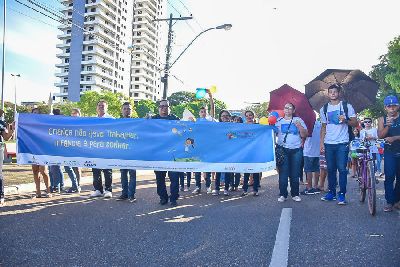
305,69,379,113
268,84,316,136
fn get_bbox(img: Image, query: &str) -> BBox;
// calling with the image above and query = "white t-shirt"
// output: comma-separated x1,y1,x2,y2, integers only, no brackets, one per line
360,127,378,153
276,117,307,149
304,120,321,157
320,101,356,144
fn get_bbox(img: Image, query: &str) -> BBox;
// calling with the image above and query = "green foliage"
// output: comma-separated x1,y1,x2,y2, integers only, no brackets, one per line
53,100,79,116
167,91,196,106
135,99,157,118
77,91,137,118
364,35,400,118
244,102,269,118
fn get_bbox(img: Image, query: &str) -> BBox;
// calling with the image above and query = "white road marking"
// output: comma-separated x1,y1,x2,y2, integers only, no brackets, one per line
269,208,292,267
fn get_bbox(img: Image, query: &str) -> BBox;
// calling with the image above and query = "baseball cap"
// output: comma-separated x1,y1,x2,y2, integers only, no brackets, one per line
384,95,399,106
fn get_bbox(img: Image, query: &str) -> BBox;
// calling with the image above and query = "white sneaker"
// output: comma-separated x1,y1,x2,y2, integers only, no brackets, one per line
223,190,229,196
90,190,103,197
292,196,302,202
228,186,233,191
212,190,219,196
184,187,189,192
103,190,112,198
278,196,287,202
192,187,200,194
206,187,212,194
0,198,4,206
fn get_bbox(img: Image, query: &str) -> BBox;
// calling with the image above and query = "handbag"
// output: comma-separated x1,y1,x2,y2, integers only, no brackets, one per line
275,118,293,166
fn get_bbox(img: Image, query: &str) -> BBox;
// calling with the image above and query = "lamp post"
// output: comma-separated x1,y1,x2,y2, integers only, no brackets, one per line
1,0,7,111
11,73,20,120
162,23,232,99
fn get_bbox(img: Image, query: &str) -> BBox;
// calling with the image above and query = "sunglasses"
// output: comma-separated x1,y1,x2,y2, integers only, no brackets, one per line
364,121,372,123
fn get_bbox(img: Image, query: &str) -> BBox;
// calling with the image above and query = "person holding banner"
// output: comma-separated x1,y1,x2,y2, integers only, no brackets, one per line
242,110,261,196
212,110,234,196
30,107,52,198
276,103,308,202
117,102,137,203
151,100,180,206
90,100,114,198
0,109,15,206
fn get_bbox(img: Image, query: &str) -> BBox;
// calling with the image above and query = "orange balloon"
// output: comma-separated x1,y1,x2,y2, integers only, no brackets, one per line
268,115,277,125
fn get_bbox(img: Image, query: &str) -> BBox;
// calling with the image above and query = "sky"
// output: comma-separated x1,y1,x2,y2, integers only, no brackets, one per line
1,0,400,109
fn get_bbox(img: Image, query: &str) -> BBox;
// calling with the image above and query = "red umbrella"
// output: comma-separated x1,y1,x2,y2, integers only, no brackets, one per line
268,84,316,136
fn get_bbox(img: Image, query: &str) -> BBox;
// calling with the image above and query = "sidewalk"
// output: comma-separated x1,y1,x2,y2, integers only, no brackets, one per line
4,170,277,195
4,170,156,195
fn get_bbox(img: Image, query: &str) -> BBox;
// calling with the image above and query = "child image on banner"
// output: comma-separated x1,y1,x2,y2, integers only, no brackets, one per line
184,138,195,152
171,125,200,162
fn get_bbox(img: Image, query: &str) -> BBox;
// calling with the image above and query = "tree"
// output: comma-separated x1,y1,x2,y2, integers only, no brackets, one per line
244,102,269,118
167,91,196,106
385,36,400,92
53,100,79,116
135,99,157,118
77,91,137,118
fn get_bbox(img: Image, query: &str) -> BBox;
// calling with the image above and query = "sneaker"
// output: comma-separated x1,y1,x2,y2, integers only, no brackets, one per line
253,191,259,197
184,187,189,192
228,186,233,191
170,200,178,207
129,196,136,203
278,196,287,202
223,190,229,196
212,190,219,196
337,193,347,205
206,187,212,194
233,186,238,191
116,195,128,201
66,187,78,193
180,187,184,192
192,187,200,194
384,204,393,212
160,198,168,205
90,190,103,197
0,198,4,206
300,189,310,195
241,191,248,196
292,196,302,202
306,188,318,195
321,192,336,201
313,188,321,194
103,190,112,198
379,172,384,177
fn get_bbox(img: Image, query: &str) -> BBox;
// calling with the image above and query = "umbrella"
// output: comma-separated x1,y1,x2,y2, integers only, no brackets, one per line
268,84,316,136
305,69,379,113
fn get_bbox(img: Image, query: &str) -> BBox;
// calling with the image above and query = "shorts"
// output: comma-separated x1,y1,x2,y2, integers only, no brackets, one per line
304,156,320,173
319,153,327,170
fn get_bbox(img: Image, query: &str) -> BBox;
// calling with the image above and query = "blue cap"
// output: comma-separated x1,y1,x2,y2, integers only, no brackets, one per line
384,95,399,106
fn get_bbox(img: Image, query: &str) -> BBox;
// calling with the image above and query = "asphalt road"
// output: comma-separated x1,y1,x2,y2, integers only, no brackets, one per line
1,173,399,266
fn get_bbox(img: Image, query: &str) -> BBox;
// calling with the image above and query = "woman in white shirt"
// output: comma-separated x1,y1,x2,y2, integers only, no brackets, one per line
275,103,308,202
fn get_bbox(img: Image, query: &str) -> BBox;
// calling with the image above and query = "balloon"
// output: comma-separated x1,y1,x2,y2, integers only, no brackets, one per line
209,85,217,94
195,88,207,99
259,117,269,125
276,110,285,118
351,152,358,159
270,111,279,118
268,115,277,125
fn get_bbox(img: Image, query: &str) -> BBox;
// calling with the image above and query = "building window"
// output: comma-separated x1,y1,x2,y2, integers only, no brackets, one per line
135,85,139,89
87,66,93,71
63,77,68,82
65,58,69,63
87,55,93,60
88,46,93,51
86,76,92,81
134,93,139,97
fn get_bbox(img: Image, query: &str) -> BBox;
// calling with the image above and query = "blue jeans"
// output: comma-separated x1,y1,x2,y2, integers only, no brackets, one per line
179,172,191,188
92,168,113,193
155,171,179,202
194,172,211,189
243,173,260,192
376,153,382,173
383,151,400,205
278,147,303,197
64,166,78,189
325,143,349,195
49,165,64,189
231,173,241,187
120,169,136,198
215,172,232,191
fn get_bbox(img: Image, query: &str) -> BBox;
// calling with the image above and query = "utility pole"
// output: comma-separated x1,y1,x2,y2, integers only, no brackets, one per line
154,14,192,99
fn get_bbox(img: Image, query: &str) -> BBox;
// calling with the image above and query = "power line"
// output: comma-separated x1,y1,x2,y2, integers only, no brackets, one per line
8,6,58,28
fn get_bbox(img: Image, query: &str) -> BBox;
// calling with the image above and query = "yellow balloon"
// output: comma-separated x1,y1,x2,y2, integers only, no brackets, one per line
209,85,217,94
259,117,269,125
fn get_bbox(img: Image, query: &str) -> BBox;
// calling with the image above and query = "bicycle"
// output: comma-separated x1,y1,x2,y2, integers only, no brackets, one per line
350,139,376,216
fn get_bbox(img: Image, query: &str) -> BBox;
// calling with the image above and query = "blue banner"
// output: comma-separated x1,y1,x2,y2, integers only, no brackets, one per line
16,114,276,173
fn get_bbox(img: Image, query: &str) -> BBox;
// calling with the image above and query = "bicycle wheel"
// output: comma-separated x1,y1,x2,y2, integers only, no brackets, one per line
367,161,376,216
359,161,366,203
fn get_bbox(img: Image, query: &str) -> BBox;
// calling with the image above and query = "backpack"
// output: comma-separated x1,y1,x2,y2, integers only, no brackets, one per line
323,101,355,141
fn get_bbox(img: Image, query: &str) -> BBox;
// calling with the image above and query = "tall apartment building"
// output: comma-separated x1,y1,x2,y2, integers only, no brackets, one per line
54,0,166,102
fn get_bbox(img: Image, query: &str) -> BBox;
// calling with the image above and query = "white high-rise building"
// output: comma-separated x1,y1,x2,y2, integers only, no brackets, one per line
130,0,166,102
54,0,166,102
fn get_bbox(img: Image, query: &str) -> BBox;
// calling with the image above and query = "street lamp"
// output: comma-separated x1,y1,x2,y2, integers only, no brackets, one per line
162,23,232,99
11,74,20,120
